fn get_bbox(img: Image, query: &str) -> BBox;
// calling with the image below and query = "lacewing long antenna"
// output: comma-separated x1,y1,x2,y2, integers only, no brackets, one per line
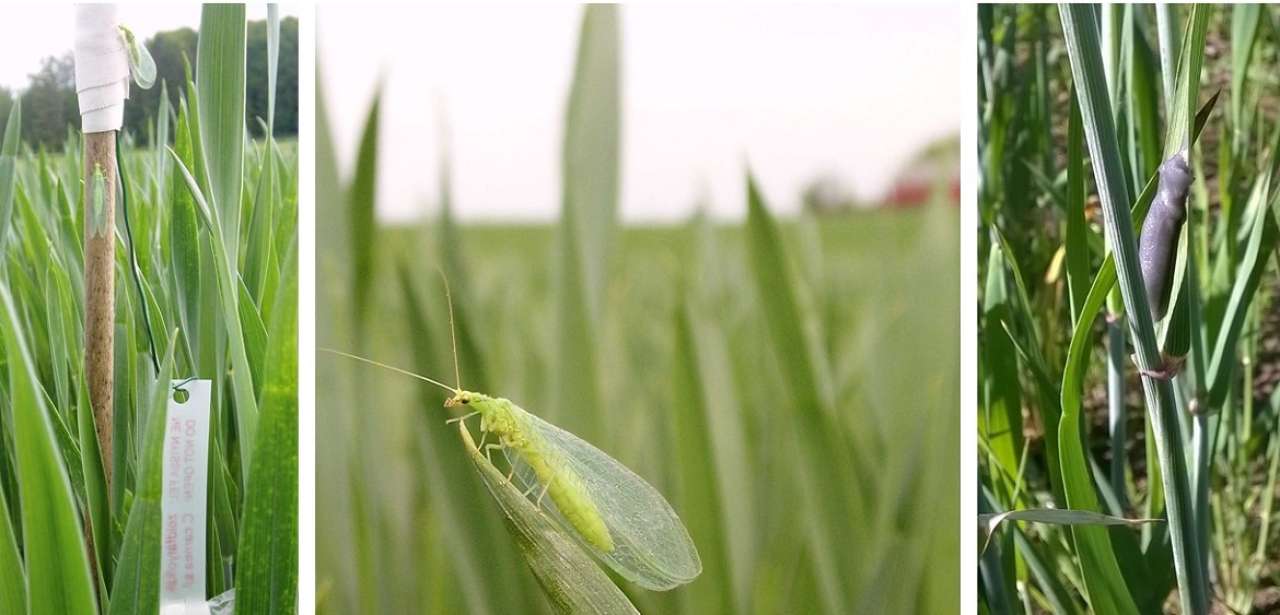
437,268,462,390
320,348,457,394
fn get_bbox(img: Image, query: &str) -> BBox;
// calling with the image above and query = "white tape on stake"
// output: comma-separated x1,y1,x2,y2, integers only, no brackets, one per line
160,379,212,615
73,4,130,133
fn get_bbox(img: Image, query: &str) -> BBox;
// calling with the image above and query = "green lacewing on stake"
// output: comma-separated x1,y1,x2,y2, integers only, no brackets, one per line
89,164,108,238
118,24,157,88
323,279,702,591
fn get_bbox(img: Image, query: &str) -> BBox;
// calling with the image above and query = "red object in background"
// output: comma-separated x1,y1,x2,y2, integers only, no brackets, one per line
883,173,961,209
885,180,931,208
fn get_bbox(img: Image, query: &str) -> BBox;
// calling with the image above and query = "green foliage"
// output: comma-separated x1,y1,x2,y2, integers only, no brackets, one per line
0,285,97,615
316,6,959,614
235,240,299,614
109,339,176,615
979,4,1280,613
0,8,297,613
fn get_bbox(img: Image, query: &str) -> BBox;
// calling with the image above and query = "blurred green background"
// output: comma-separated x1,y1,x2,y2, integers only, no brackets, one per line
317,5,959,614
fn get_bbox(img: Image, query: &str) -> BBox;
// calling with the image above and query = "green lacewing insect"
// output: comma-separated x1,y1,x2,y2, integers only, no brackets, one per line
323,279,701,591
118,25,157,89
89,164,108,238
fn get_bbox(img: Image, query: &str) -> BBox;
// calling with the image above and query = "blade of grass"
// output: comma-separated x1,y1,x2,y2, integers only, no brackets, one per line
1164,6,1208,160
982,240,1028,505
977,486,1020,615
745,174,853,614
314,67,360,613
266,5,280,137
1230,5,1261,150
236,238,298,614
554,4,619,442
196,4,246,263
0,469,24,615
244,129,279,304
981,508,1162,552
0,283,97,614
0,98,19,251
168,149,260,484
344,89,385,613
169,102,202,371
1155,4,1179,118
1060,5,1207,612
1065,92,1090,319
1123,7,1161,184
1205,130,1280,408
347,93,378,346
237,278,268,397
107,332,177,615
670,299,739,614
78,369,111,590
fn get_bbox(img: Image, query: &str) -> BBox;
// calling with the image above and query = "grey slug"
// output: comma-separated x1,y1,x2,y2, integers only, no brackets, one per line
1137,152,1193,321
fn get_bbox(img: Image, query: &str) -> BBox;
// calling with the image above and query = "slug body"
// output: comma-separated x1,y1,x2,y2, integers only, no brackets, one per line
1138,153,1193,321
449,391,616,552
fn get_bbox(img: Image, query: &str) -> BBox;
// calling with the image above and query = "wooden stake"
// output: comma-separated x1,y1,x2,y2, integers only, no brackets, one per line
84,130,115,494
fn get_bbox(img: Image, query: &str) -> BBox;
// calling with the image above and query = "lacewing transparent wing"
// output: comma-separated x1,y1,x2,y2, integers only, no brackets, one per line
118,25,157,89
503,405,701,590
460,424,642,615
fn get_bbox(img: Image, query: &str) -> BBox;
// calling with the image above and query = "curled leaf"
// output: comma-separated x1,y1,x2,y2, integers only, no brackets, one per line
979,508,1162,554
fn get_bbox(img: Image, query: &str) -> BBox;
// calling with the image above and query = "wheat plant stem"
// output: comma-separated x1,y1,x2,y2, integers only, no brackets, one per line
1060,5,1208,613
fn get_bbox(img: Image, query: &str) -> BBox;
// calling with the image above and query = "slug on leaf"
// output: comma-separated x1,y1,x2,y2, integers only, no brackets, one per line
1138,152,1192,322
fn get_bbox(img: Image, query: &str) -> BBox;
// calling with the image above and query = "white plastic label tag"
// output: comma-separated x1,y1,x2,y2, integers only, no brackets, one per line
159,379,212,615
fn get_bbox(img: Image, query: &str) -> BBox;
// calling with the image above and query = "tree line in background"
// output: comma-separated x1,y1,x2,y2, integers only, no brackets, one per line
0,17,297,151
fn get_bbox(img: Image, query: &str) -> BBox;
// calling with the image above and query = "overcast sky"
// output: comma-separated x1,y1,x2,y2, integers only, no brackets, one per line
0,4,293,88
321,4,962,223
